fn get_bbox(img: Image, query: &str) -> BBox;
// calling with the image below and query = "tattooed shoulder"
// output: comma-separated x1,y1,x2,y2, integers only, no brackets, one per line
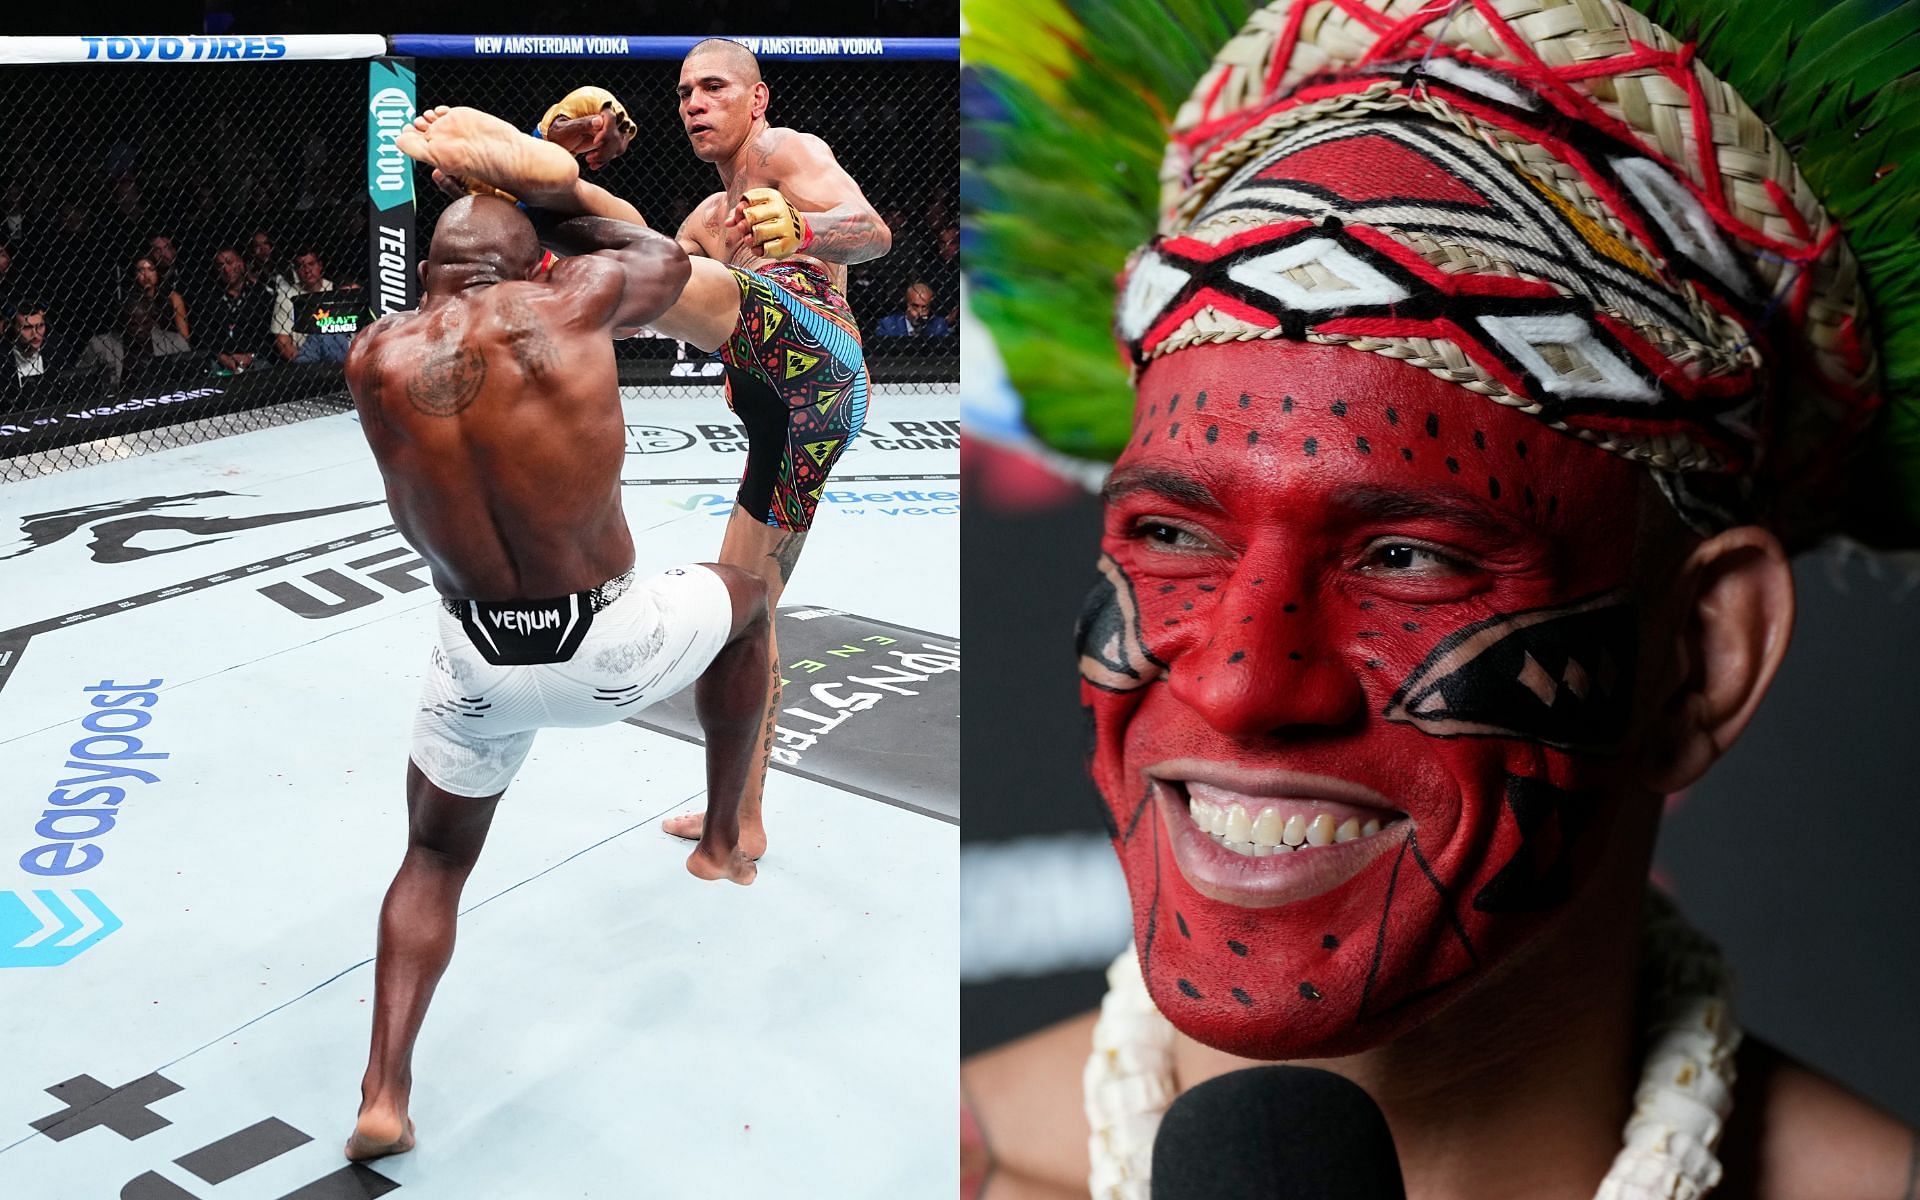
497,294,558,379
406,342,487,417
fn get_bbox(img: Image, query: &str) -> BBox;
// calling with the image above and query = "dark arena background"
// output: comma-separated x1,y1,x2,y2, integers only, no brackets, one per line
0,25,959,1199
0,34,957,476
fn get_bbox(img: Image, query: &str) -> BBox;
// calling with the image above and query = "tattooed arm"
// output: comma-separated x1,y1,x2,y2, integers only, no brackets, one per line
541,215,691,331
756,129,891,265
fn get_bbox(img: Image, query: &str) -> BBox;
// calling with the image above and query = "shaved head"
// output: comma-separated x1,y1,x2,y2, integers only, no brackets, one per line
428,195,541,283
684,38,761,86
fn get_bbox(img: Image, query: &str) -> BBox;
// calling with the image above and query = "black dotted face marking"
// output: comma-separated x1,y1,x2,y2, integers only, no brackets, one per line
1365,658,1382,669
1231,988,1254,1007
1473,429,1486,450
1357,629,1382,639
1524,486,1536,507
1283,602,1297,612
1168,394,1180,414
1149,401,1158,417
1178,978,1203,999
1141,431,1152,446
1182,601,1194,611
1548,495,1559,516
1322,933,1340,950
1385,407,1399,425
1206,424,1219,443
1303,436,1318,456
1489,476,1502,500
1239,392,1251,409
1282,395,1295,413
1169,422,1180,439
1402,621,1420,632
1197,584,1215,592
1299,982,1323,1001
1288,651,1303,661
1227,940,1248,957
1176,911,1190,938
1163,618,1180,626
1356,436,1371,454
1400,447,1414,462
1252,578,1264,586
1240,615,1254,624
1195,390,1208,410
1159,584,1176,594
1445,456,1460,474
1247,430,1260,446
1358,600,1374,611
1425,412,1439,437
1330,399,1348,417
1516,439,1528,458
1228,650,1245,663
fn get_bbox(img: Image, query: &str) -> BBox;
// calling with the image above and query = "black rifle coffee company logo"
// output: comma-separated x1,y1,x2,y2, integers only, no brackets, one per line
2,493,384,565
625,424,697,455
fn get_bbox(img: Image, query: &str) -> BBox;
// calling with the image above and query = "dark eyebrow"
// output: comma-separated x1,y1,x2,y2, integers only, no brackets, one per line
1101,465,1224,512
1331,483,1523,540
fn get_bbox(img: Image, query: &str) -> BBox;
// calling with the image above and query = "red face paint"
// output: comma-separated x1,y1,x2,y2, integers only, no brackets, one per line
1083,339,1657,1058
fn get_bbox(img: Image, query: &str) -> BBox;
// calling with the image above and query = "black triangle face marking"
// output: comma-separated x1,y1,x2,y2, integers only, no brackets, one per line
1077,553,1165,692
1383,590,1636,751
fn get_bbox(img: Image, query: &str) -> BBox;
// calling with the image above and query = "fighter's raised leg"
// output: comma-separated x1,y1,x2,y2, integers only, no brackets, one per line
348,764,501,1161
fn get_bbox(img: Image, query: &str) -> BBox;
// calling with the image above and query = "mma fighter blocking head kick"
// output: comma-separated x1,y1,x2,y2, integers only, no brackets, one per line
340,195,773,1162
396,38,891,864
964,0,1920,1196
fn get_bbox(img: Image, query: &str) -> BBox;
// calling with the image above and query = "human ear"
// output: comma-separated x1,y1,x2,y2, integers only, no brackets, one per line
753,83,770,122
1638,525,1795,794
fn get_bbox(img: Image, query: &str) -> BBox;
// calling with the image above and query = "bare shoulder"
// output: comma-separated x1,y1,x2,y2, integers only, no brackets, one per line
767,125,835,162
1718,1036,1919,1200
963,1010,1097,1198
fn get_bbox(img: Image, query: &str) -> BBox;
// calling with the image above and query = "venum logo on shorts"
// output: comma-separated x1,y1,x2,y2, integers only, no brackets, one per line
4,679,166,968
489,605,563,635
625,424,696,455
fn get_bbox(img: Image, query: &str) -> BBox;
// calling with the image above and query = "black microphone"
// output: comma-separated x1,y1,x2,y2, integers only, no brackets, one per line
1151,1066,1407,1199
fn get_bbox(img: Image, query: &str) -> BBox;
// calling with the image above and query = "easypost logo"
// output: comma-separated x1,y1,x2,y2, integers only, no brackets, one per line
0,889,120,968
626,424,696,455
3,678,167,967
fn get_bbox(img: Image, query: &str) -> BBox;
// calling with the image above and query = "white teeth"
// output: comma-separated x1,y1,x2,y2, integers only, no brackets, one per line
1190,790,1400,857
1306,814,1337,846
1282,814,1307,847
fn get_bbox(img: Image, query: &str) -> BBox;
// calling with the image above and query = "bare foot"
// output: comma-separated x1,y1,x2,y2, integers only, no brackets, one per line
394,106,576,198
345,1111,415,1162
663,811,768,860
686,844,758,885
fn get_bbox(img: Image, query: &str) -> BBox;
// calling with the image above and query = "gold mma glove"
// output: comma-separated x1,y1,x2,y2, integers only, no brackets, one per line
740,187,813,259
538,86,637,148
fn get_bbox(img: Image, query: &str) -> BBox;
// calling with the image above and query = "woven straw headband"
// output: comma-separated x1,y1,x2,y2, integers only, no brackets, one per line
1106,0,1877,535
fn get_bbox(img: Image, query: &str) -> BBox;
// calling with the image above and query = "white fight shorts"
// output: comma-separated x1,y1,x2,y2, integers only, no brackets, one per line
411,564,732,797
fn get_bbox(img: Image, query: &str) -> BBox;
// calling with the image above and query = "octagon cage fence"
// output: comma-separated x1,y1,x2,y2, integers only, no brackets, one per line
0,33,959,482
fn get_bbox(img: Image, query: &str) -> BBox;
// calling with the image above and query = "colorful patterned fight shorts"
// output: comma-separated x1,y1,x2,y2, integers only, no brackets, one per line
720,262,869,531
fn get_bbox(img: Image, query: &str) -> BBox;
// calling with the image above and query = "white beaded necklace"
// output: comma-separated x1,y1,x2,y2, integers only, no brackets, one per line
1083,894,1740,1200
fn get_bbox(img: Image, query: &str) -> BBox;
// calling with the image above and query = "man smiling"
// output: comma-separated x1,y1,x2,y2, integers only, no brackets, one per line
963,0,1920,1195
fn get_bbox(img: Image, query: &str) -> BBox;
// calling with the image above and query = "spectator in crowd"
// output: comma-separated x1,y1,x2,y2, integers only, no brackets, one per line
147,234,180,291
272,248,351,363
4,304,71,404
925,223,960,327
129,255,189,343
1,179,33,256
79,292,193,391
247,228,291,291
875,281,953,338
206,247,275,374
